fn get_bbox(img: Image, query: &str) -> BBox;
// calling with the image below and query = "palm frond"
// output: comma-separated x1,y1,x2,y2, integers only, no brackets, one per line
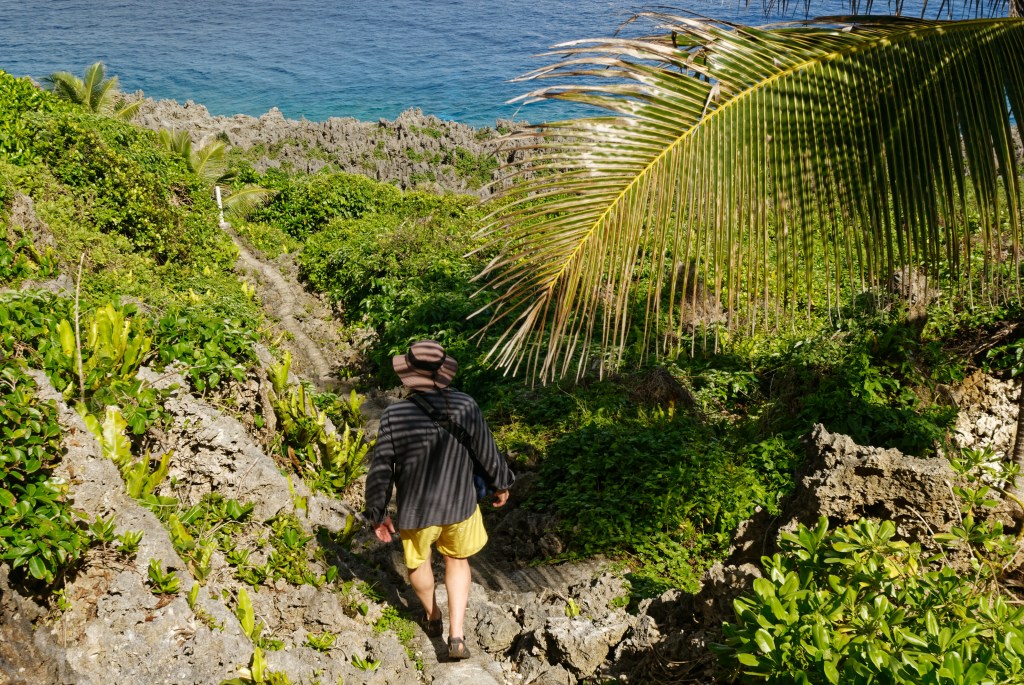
113,98,142,121
479,14,1024,382
43,70,86,106
45,61,128,116
81,62,114,113
157,129,193,160
222,185,278,220
190,141,232,186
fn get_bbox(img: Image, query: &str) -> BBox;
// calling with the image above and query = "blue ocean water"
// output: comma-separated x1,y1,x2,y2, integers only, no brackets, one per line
1,0,933,127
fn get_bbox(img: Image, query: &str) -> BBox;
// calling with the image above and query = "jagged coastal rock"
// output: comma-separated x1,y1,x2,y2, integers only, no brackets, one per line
132,97,527,196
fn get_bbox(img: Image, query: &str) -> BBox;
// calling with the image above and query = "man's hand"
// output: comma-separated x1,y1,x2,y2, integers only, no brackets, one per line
492,489,510,508
374,516,396,543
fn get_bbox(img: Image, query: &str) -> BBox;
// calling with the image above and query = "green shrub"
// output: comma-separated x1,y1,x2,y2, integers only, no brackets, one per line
0,70,69,167
0,71,227,269
714,517,1024,684
0,219,58,286
529,405,788,591
0,291,71,364
249,169,402,238
743,316,960,455
34,113,221,264
448,146,498,189
47,300,164,434
153,305,258,394
0,360,92,584
298,191,499,386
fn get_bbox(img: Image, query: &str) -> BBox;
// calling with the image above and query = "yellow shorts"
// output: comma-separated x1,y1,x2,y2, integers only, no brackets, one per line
399,506,488,569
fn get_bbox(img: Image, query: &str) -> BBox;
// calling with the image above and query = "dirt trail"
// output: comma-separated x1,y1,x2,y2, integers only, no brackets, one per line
228,227,341,391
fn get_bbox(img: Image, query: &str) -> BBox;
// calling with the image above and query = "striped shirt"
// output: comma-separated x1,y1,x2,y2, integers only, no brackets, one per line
364,388,515,530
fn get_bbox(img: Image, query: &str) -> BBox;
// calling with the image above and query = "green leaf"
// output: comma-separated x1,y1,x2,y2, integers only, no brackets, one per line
0,489,15,508
754,628,775,654
812,624,829,650
478,14,1024,381
867,642,885,670
236,587,255,638
824,660,840,685
965,662,987,684
57,319,75,358
27,555,47,581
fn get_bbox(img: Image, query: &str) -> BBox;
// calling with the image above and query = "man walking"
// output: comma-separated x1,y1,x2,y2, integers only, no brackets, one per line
364,340,514,661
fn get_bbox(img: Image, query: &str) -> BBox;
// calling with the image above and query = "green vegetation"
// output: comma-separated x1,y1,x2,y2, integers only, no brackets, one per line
296,190,492,386
0,361,92,584
147,558,180,594
0,222,57,286
480,14,1024,389
222,646,292,685
268,353,370,496
714,516,1024,684
157,128,276,219
247,168,402,238
448,146,497,189
3,46,1024,684
373,605,422,668
43,61,140,120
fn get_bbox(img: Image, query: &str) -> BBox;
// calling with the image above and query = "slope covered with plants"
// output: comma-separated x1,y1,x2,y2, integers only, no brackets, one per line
2,45,1024,683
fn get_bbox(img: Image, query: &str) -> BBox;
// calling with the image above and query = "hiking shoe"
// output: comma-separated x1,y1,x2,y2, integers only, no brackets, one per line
448,636,471,660
422,612,443,638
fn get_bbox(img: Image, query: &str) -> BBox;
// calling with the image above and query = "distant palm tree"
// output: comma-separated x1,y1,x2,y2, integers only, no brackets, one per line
43,61,140,120
479,13,1024,460
157,128,276,219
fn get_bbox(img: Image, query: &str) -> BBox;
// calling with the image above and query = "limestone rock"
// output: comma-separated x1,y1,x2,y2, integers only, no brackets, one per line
543,615,630,678
132,98,529,197
790,423,961,539
950,370,1021,459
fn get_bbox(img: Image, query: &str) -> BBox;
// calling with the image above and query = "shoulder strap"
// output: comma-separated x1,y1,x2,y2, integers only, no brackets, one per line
407,393,478,461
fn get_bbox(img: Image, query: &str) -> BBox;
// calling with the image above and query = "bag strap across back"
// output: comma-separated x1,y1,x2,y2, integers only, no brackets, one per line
407,393,479,463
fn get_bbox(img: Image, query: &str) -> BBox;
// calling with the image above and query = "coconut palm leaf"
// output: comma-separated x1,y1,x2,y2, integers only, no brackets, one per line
222,185,278,220
80,61,118,112
157,129,274,219
478,14,1024,382
158,130,235,185
44,61,134,117
189,140,233,186
43,70,88,107
157,128,193,159
112,98,142,121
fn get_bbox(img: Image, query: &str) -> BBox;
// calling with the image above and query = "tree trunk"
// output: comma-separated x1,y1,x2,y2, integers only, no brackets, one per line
1012,0,1024,18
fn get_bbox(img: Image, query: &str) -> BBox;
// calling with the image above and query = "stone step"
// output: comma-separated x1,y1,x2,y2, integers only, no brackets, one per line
414,585,505,685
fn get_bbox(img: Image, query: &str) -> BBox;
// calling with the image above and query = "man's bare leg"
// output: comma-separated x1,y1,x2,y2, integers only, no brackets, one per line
409,552,441,622
443,555,471,639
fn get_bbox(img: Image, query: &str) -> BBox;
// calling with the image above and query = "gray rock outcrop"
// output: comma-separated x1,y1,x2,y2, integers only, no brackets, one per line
132,98,527,196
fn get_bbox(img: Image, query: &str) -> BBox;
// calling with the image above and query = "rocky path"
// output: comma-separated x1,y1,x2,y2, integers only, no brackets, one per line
228,225,343,392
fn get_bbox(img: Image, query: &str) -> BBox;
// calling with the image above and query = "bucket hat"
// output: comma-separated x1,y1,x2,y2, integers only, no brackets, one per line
393,340,458,391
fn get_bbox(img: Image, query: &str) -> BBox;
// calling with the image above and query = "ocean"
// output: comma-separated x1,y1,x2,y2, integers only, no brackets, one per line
0,0,939,127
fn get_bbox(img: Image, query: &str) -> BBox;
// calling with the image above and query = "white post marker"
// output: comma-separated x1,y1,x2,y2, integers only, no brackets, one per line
215,185,225,226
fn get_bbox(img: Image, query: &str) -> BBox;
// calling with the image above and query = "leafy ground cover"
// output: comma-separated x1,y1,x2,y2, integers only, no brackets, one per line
0,359,92,585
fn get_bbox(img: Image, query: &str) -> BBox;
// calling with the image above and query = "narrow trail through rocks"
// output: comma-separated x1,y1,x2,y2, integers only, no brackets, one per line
228,227,341,392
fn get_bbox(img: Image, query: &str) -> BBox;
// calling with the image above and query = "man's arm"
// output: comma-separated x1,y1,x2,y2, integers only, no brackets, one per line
363,412,396,527
468,401,515,494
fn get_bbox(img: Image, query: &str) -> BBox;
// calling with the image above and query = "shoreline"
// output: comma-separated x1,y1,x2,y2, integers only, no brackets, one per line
132,95,528,197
